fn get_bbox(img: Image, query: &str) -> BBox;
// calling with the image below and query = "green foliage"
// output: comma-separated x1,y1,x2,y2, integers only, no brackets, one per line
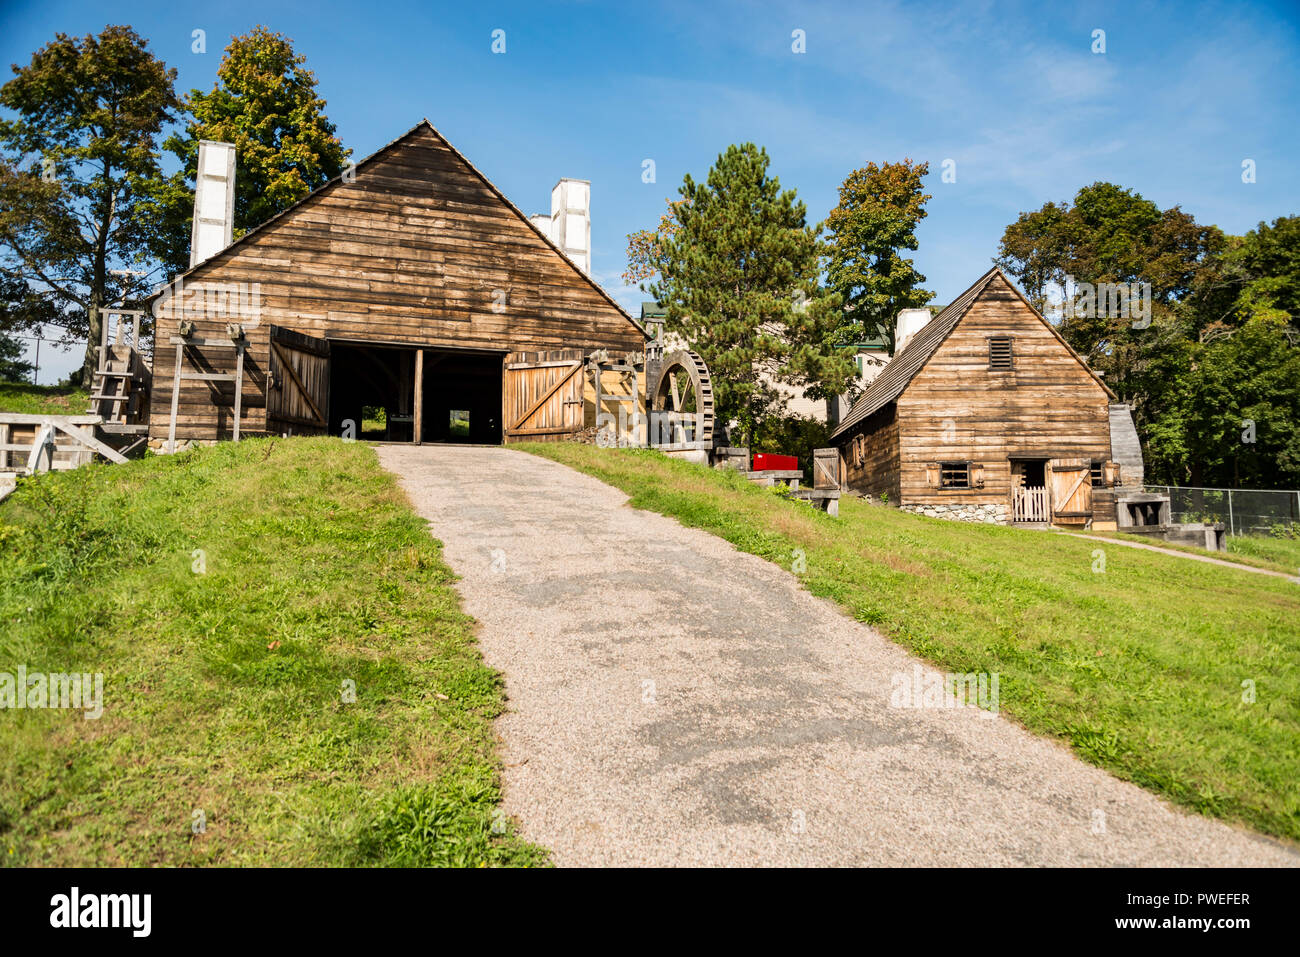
524,442,1300,842
0,329,33,382
750,414,832,477
0,25,178,381
997,185,1298,488
648,143,855,442
825,159,934,353
0,438,545,866
148,27,350,275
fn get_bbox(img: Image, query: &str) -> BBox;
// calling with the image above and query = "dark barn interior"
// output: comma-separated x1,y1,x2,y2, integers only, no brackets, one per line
328,342,503,444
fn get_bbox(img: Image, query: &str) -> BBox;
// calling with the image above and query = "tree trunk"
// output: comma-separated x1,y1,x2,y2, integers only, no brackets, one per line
82,187,112,386
83,293,102,386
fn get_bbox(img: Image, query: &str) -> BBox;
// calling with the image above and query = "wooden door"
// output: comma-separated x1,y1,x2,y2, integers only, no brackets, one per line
813,448,839,490
503,349,585,443
267,325,330,435
1048,457,1093,526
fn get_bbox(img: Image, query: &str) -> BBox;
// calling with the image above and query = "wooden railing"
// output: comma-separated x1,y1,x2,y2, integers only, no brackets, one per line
1014,485,1049,523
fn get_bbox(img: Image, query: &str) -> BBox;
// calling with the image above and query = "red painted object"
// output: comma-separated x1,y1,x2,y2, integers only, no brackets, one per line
752,453,798,471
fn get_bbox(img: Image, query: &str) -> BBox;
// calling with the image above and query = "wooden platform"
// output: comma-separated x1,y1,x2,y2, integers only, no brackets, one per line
0,413,127,475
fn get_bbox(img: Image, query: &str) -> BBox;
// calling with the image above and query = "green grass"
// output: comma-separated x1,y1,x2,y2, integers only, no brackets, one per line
0,381,89,416
1229,531,1300,576
522,443,1300,844
0,437,546,867
1061,528,1297,576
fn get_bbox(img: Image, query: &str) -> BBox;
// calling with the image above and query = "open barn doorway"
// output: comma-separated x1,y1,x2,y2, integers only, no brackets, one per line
328,342,503,444
419,349,503,444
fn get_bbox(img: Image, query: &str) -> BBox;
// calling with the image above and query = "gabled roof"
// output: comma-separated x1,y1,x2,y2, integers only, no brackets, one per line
155,118,646,339
830,267,1115,441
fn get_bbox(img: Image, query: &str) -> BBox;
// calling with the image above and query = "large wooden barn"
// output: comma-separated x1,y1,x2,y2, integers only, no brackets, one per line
147,120,647,447
830,267,1142,529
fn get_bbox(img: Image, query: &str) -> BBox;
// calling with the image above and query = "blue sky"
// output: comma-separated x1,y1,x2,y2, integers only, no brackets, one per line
2,0,1298,382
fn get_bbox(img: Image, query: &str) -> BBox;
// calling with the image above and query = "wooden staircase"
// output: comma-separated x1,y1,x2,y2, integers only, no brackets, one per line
85,308,152,455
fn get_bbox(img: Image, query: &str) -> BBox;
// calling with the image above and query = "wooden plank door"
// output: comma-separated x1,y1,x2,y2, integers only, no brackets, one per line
813,448,839,490
503,349,585,443
1048,457,1093,526
267,325,331,435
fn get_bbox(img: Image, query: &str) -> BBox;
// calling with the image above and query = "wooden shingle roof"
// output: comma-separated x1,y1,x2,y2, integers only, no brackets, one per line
829,267,1002,441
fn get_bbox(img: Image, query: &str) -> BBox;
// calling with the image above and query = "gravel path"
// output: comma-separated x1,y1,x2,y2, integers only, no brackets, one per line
1074,533,1300,582
379,445,1297,867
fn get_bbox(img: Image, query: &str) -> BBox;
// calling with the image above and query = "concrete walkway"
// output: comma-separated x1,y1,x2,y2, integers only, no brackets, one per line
379,445,1297,867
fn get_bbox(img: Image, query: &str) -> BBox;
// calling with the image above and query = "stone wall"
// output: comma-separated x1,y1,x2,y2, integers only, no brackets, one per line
901,502,1008,524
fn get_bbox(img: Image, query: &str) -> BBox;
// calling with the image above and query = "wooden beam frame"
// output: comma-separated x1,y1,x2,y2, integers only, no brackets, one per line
413,348,424,445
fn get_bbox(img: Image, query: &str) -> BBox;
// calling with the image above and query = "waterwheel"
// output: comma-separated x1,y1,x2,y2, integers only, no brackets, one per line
650,350,715,446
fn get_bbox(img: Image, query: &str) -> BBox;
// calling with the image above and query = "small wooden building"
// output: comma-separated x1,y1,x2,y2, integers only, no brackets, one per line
830,268,1137,528
149,120,646,446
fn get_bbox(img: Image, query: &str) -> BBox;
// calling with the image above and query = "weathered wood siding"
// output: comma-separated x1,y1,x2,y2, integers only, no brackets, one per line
150,123,643,441
897,274,1112,507
841,405,900,500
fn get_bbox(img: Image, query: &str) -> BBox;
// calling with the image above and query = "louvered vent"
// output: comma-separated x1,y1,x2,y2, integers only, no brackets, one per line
988,336,1014,370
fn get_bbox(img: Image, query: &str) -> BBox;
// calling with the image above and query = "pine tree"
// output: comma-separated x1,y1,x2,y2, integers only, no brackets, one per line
649,144,854,443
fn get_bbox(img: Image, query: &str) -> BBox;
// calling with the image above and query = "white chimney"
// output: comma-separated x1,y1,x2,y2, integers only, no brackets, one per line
894,308,932,354
548,178,590,275
529,213,552,236
190,140,236,267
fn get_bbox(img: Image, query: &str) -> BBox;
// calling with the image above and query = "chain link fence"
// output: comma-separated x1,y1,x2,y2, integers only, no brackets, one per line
1143,485,1300,536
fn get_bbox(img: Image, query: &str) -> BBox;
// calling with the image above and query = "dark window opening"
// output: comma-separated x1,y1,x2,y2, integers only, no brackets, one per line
941,462,970,489
988,336,1014,370
1091,460,1106,487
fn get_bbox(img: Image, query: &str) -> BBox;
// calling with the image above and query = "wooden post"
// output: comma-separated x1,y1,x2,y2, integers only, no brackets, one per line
0,422,8,471
232,342,245,442
413,348,424,445
167,342,184,453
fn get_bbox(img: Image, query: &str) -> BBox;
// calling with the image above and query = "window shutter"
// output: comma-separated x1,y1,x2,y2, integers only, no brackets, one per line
1104,461,1121,487
971,463,985,488
926,462,941,487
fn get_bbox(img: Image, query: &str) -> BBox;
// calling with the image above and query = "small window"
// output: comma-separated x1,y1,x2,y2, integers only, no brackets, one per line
1090,461,1105,488
940,462,970,489
988,336,1014,370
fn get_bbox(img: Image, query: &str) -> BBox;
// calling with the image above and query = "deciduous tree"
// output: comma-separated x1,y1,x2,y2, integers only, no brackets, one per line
825,159,933,354
0,25,178,383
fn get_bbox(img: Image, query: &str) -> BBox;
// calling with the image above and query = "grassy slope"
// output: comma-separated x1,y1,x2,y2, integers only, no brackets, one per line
523,444,1300,843
1229,533,1300,576
0,382,89,416
0,437,546,866
1062,528,1297,576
